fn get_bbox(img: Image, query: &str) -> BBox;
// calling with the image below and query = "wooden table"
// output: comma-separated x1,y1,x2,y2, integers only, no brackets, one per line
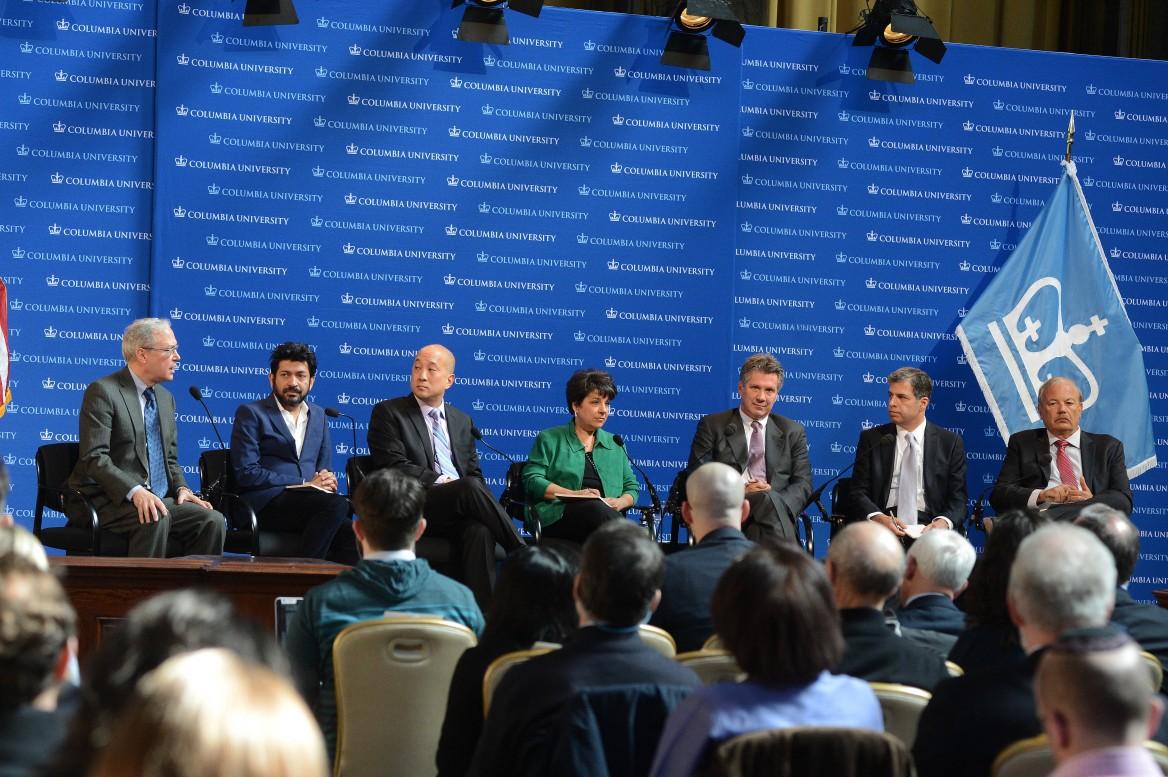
50,556,348,661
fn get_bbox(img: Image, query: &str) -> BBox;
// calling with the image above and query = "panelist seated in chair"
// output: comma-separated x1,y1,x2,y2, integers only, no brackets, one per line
67,318,225,558
686,353,811,545
524,369,639,545
230,342,355,562
367,344,525,609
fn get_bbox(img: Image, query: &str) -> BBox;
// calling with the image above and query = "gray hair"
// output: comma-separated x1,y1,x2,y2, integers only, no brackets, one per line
685,463,746,526
1037,376,1084,404
907,530,976,591
828,521,906,599
121,318,173,363
887,367,933,400
1009,524,1116,634
737,354,784,387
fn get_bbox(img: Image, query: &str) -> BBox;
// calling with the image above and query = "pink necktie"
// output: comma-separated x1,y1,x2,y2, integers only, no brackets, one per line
1055,440,1077,487
748,421,766,481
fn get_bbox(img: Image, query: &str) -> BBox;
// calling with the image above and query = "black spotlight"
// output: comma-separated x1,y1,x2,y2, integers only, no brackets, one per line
850,0,945,83
661,0,745,71
452,0,544,45
243,0,298,26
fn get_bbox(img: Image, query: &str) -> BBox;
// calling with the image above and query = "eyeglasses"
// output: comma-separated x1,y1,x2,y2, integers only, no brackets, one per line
142,345,180,355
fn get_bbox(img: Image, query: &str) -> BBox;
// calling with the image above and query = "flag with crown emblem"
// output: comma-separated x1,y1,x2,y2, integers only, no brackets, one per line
957,159,1156,478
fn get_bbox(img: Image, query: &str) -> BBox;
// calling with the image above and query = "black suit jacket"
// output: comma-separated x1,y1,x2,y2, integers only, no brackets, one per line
649,527,755,652
686,408,812,532
989,428,1132,516
1113,587,1168,693
367,395,484,487
896,594,966,637
836,608,950,692
849,422,967,530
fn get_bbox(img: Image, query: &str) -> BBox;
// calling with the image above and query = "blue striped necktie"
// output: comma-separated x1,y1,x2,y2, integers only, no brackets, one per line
429,408,459,480
143,388,169,497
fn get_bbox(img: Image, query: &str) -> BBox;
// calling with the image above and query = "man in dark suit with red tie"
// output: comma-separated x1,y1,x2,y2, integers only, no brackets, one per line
990,376,1132,518
367,344,524,606
849,367,968,534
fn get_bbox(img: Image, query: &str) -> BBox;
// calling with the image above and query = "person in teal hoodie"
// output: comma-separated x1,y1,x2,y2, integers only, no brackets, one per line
284,468,483,758
524,369,640,544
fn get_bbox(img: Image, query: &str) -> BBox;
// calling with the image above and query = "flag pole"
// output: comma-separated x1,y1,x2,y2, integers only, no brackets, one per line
1064,111,1076,163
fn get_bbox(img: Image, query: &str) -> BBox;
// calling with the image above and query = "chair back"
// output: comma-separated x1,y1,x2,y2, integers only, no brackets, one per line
499,461,529,521
990,735,1052,777
675,650,743,685
702,633,724,651
332,616,476,777
662,469,688,546
345,455,375,497
829,477,853,538
639,624,677,658
196,448,233,503
1142,650,1164,691
945,660,965,677
867,682,932,748
34,442,109,554
482,645,559,715
703,726,912,777
34,442,79,524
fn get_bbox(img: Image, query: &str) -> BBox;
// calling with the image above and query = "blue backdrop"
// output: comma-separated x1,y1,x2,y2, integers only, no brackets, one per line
2,0,1168,598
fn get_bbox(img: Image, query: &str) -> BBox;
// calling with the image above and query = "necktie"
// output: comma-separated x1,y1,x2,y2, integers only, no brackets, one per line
1055,440,1077,487
747,420,767,482
429,408,458,480
143,388,169,497
897,434,918,525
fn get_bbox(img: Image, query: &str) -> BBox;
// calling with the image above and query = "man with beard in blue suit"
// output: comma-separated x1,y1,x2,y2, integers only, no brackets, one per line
231,342,355,561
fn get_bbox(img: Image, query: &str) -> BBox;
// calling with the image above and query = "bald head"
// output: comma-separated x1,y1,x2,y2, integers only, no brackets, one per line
410,344,456,407
682,463,747,541
417,344,455,372
827,521,906,609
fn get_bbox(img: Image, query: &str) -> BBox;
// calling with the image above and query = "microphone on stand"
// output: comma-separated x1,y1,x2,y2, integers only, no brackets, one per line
613,434,662,541
188,385,227,500
325,407,360,491
471,426,517,464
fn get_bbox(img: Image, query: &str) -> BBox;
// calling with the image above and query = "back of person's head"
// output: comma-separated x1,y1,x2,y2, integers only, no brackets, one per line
0,523,50,572
89,649,327,777
1074,504,1139,587
826,521,905,604
352,469,425,551
1009,524,1116,636
1036,627,1163,760
906,529,976,592
684,462,746,530
577,520,664,627
484,544,580,645
0,567,76,711
963,508,1049,628
713,544,843,686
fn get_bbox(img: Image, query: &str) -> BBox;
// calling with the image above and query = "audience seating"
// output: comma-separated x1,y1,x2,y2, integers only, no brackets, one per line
700,726,913,777
1142,650,1164,691
702,634,724,651
675,649,743,684
945,660,965,677
867,682,932,748
992,735,1168,777
481,645,560,714
332,616,476,777
639,624,678,658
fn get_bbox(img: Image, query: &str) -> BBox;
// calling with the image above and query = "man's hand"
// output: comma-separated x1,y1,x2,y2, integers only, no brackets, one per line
176,488,212,510
1040,482,1093,504
310,470,338,492
872,513,907,537
132,489,168,524
744,479,771,494
922,517,951,533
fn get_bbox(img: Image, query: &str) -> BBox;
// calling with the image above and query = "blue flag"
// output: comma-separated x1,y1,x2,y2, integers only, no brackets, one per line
957,160,1157,478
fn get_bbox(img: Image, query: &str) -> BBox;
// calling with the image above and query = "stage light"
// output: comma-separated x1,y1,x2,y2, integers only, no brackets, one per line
660,0,745,71
243,0,298,26
849,0,945,83
452,0,545,45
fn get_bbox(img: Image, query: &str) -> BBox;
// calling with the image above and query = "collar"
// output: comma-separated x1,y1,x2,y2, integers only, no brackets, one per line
903,592,951,608
896,418,927,446
566,421,613,451
696,526,748,545
1047,428,1082,448
738,409,768,432
128,368,151,396
415,396,445,418
364,549,417,562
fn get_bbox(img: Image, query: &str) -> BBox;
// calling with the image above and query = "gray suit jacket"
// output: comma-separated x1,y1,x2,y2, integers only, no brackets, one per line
69,367,188,514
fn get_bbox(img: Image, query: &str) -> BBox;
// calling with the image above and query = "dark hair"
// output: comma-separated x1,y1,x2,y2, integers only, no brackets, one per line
887,367,932,400
483,545,580,645
269,342,317,378
577,520,663,627
353,469,425,551
963,508,1050,628
565,369,617,414
0,568,76,710
713,544,843,686
1075,506,1139,586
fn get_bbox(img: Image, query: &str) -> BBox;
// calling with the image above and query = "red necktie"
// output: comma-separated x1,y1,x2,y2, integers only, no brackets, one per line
1055,440,1077,487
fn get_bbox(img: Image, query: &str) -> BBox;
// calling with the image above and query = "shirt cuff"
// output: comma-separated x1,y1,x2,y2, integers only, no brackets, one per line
933,516,953,529
126,484,142,502
1027,489,1041,509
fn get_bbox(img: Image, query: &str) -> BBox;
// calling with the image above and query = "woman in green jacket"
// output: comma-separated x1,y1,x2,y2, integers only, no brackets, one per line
523,369,639,544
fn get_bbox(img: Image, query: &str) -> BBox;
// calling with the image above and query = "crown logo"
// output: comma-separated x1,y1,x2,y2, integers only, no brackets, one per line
574,330,586,342
11,247,24,259
8,301,20,311
441,323,455,335
175,104,190,116
1084,83,1097,94
837,110,851,123
475,300,486,312
340,292,353,304
1113,155,1124,166
580,136,592,147
483,55,496,66
740,174,753,185
956,353,967,365
577,184,591,196
210,32,223,43
479,201,490,214
54,69,68,82
449,76,463,88
575,281,588,292
311,165,325,178
583,39,595,50
448,126,461,137
445,224,458,236
613,66,626,77
989,238,1002,250
16,145,29,156
480,152,492,164
343,242,355,254
1083,129,1095,141
836,252,847,263
868,89,881,101
43,326,57,338
741,127,754,137
581,87,593,98
834,299,846,310
865,277,877,290
1110,246,1121,258
605,307,618,319
992,145,1003,157
174,154,187,167
172,206,186,218
740,222,752,233
40,428,54,441
12,196,26,208
206,233,219,246
337,392,351,405
313,115,326,127
56,18,69,30
339,342,352,354
738,317,750,328
474,349,485,361
2,454,13,465
959,260,971,271
954,401,967,412
960,213,972,225
861,419,875,430
198,436,211,449
307,266,322,277
203,184,220,197
742,78,754,90
866,230,877,242
830,441,843,453
346,143,358,154
17,93,32,105
53,121,65,133
209,82,222,94
178,2,191,13
336,441,350,454
963,120,974,131
344,192,357,205
963,73,975,85
609,210,620,222
169,307,182,319
176,53,189,65
1114,109,1125,120
1113,201,1123,212
612,114,624,126
47,223,61,236
864,371,877,383
864,325,875,336
42,377,55,389
836,204,848,216
868,136,880,148
604,356,617,368
471,399,485,411
832,394,844,405
739,269,751,281
833,346,845,357
957,306,968,318
578,233,589,244
349,43,362,55
315,65,328,77
610,162,622,174
306,316,320,327
203,284,217,296
19,41,32,53
991,99,1005,110
481,104,494,116
837,157,849,169
347,93,360,105
607,258,619,270
316,16,328,27
171,257,184,269
867,183,879,195
990,192,1002,203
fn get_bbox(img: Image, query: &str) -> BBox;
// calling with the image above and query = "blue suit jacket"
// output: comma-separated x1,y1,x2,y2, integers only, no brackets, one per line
896,593,967,636
230,395,332,513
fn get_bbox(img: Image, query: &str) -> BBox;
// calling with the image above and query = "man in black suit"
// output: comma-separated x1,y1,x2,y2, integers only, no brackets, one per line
68,318,225,557
686,353,811,544
650,462,754,652
913,524,1117,777
826,521,950,692
990,376,1132,518
849,367,967,534
1075,504,1168,692
367,344,524,607
896,529,975,636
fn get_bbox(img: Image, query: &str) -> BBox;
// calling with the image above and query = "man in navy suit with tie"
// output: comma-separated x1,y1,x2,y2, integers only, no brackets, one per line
367,344,525,607
231,342,354,561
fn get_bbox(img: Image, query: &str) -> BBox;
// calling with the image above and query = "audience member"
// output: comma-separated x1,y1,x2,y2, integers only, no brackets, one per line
649,462,754,652
470,520,699,777
51,589,287,777
913,524,1117,777
1036,627,1163,777
1075,503,1168,692
285,468,483,757
88,648,328,777
0,524,49,573
0,566,77,777
648,543,882,777
895,529,976,656
826,521,949,691
437,544,580,777
948,508,1049,674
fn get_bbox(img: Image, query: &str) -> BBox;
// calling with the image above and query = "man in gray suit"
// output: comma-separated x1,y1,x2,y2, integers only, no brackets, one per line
68,318,225,557
686,353,812,543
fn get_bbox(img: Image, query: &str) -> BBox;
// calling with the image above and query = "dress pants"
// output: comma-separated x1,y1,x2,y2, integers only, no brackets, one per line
258,488,357,563
743,491,797,544
540,499,623,545
97,498,226,557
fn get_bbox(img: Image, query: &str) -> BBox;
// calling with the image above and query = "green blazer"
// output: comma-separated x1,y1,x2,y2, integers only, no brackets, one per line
524,421,639,529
